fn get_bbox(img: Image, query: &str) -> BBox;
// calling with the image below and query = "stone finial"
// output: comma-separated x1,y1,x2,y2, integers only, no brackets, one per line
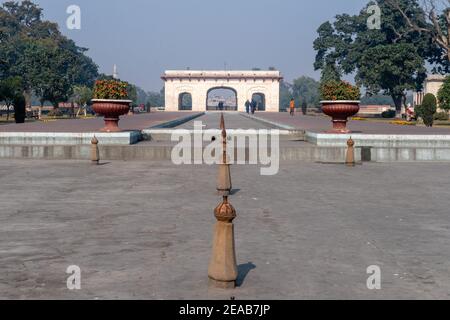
217,113,232,195
214,196,236,223
217,164,232,196
220,113,227,163
347,137,355,148
209,113,238,289
209,193,238,289
346,137,355,167
91,136,100,165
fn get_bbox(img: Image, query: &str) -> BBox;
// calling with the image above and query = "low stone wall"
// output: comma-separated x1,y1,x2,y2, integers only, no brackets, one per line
306,132,450,148
0,131,142,146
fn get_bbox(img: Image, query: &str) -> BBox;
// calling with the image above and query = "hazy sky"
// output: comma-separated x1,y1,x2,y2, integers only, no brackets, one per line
9,0,369,91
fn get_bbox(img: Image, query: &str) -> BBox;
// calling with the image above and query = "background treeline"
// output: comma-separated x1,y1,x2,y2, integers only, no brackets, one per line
0,0,165,113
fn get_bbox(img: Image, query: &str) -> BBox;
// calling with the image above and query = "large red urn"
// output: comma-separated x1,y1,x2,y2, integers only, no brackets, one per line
92,99,132,132
321,100,360,134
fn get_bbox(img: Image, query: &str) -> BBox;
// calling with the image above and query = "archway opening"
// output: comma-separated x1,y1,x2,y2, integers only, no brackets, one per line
206,87,237,111
178,92,192,110
251,93,266,111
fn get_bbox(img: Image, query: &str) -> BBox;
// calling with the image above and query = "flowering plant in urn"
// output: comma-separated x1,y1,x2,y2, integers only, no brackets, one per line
320,80,361,133
92,80,132,132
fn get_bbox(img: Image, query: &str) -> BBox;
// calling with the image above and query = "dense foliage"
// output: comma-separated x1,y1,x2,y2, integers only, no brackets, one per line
93,80,129,100
0,77,22,120
416,93,438,127
320,80,361,101
0,0,98,109
313,0,439,114
437,76,450,111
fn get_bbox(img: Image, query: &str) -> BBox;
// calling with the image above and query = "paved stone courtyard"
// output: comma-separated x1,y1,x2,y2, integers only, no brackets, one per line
1,159,450,299
253,113,450,134
0,112,200,133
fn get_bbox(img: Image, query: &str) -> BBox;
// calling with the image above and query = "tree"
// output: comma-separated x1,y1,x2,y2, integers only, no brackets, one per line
279,80,292,111
70,85,92,117
71,85,92,107
127,84,138,107
361,94,398,105
357,43,427,114
386,0,450,72
320,63,342,83
0,76,22,121
291,76,320,107
135,86,149,105
0,1,98,109
313,0,432,116
437,76,450,111
24,38,73,113
147,87,165,108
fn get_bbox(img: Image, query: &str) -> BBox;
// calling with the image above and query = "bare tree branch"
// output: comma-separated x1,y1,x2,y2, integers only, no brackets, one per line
386,0,450,61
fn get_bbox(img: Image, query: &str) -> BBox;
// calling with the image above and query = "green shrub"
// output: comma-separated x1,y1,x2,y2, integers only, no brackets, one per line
381,110,396,118
421,93,437,127
434,111,449,121
320,80,361,101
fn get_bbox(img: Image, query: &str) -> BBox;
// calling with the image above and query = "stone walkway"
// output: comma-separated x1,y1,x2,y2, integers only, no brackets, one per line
1,160,450,299
252,113,450,135
0,112,200,133
176,112,274,130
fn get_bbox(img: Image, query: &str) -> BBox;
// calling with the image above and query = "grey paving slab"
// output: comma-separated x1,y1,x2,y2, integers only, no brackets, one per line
1,160,450,299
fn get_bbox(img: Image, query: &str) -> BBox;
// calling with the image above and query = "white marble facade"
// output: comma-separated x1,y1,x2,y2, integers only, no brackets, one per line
162,70,282,112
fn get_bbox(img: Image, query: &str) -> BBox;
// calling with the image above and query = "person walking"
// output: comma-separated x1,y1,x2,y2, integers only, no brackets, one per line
289,98,295,116
251,100,257,115
245,100,250,114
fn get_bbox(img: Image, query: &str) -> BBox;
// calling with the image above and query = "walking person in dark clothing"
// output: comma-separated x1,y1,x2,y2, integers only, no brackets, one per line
245,100,251,114
251,100,257,114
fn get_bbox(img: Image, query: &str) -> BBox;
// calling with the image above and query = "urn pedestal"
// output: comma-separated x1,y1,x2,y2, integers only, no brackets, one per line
321,100,360,134
92,99,132,132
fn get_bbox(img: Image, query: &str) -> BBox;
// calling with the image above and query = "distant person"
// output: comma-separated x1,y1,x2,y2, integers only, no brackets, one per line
218,101,224,111
301,101,307,116
251,100,257,114
406,103,415,122
289,98,295,116
245,100,250,114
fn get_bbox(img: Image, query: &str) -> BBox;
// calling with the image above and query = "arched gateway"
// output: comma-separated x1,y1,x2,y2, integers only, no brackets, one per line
162,70,283,112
